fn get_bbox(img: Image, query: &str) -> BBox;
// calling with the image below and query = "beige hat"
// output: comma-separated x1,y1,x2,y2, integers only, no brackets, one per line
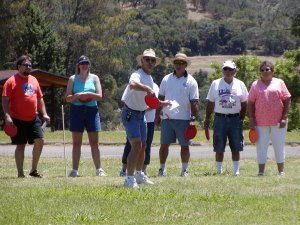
170,53,191,66
136,49,161,66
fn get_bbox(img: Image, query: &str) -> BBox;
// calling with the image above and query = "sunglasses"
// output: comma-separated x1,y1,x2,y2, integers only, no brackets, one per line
261,68,271,72
144,57,156,63
79,62,90,65
22,63,32,67
223,67,234,71
174,61,186,65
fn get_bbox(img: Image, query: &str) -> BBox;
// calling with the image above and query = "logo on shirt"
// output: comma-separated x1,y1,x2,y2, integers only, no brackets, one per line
218,89,236,108
23,83,34,95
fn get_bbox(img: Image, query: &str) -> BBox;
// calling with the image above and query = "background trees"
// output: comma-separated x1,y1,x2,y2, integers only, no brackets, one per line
1,0,299,130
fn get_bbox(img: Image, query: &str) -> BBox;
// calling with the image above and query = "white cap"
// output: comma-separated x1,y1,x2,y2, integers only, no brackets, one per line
222,60,236,69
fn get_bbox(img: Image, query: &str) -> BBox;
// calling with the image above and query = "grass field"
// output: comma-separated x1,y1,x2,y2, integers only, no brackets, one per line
1,156,300,225
1,129,299,145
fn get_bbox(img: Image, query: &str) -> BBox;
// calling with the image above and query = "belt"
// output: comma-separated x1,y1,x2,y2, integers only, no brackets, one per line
124,104,145,114
215,113,240,118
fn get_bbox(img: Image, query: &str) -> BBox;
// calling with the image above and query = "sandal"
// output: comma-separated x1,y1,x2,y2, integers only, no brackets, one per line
29,170,43,178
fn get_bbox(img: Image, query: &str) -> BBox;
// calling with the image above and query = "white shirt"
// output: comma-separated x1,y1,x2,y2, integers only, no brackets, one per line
145,83,159,123
206,77,248,114
121,68,154,111
159,72,199,120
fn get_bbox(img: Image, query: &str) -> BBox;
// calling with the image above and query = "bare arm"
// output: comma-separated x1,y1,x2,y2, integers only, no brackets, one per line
190,100,198,124
129,80,154,96
247,101,255,129
90,75,102,101
204,100,214,128
280,97,291,128
240,101,247,121
38,98,50,124
2,96,13,124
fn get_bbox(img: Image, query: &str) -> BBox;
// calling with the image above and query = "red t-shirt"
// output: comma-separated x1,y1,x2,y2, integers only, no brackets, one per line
2,73,43,121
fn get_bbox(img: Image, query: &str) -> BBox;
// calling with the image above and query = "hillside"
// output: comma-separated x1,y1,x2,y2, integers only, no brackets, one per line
187,55,282,75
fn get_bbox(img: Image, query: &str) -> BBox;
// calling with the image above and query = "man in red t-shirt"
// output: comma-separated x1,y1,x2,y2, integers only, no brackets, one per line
2,55,50,178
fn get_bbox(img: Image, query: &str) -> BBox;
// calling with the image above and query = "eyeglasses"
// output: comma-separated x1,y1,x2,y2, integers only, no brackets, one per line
22,64,32,67
223,67,234,71
261,68,271,72
79,62,90,65
144,57,156,63
174,61,186,65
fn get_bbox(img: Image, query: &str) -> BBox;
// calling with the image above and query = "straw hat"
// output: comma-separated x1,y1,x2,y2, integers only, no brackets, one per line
170,53,191,66
136,49,161,66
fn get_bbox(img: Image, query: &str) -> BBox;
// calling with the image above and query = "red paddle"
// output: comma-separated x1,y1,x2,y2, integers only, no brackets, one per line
249,129,258,143
78,95,93,103
205,126,210,141
145,95,159,109
185,125,197,140
3,123,18,137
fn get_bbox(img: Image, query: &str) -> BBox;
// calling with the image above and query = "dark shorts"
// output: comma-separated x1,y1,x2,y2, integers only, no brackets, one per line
213,114,244,152
69,105,101,132
11,116,44,145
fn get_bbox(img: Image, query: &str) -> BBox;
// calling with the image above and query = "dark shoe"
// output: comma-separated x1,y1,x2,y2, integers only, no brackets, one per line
18,174,25,178
29,170,43,178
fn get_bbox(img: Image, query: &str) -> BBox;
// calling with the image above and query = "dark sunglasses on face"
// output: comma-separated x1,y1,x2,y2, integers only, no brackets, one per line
174,61,186,65
223,67,234,71
144,57,156,63
261,68,271,72
79,62,90,65
22,63,32,67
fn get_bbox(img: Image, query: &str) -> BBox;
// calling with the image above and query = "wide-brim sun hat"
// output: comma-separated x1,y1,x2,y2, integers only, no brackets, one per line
170,53,191,66
222,60,236,69
136,49,161,66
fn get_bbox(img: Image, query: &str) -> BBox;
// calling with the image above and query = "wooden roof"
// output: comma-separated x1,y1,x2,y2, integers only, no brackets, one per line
0,69,68,88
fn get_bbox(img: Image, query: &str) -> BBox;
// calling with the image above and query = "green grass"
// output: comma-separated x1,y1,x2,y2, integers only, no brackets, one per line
1,156,300,225
1,129,299,145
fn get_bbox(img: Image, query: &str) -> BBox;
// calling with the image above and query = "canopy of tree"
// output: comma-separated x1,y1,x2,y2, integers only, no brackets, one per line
0,0,299,130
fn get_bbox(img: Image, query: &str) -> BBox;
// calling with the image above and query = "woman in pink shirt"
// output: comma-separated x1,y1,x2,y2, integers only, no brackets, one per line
248,61,291,176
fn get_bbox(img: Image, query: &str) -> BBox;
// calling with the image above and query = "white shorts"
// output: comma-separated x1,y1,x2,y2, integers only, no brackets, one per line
256,124,288,164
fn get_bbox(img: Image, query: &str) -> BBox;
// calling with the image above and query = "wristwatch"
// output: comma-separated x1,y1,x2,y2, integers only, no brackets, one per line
190,116,196,121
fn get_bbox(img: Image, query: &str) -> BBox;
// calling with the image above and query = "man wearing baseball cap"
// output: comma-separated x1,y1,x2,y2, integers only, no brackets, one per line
204,60,248,176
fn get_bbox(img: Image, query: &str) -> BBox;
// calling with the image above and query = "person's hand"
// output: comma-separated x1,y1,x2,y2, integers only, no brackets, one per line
203,118,209,129
279,119,287,128
5,114,13,125
43,114,51,125
249,118,256,130
146,87,155,97
159,100,171,107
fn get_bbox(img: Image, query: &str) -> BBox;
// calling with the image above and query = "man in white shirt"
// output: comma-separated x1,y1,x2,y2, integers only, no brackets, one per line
121,49,169,188
155,53,199,177
204,60,248,176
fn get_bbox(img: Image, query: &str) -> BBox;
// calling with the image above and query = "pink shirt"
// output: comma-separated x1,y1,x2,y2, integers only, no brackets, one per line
248,78,291,126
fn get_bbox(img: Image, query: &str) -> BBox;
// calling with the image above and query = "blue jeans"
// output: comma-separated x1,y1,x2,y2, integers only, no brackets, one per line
213,114,244,152
122,122,155,165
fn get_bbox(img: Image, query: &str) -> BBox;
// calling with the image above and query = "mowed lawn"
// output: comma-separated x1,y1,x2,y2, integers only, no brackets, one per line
1,155,300,225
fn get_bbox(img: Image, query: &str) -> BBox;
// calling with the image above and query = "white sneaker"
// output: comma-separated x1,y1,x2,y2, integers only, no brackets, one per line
69,170,78,177
96,168,107,177
232,171,240,176
180,169,188,177
257,172,264,176
119,169,126,177
278,171,285,176
158,168,166,177
135,172,154,185
124,177,139,189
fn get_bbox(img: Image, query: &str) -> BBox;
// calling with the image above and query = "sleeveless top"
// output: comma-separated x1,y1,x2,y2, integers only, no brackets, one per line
72,73,97,107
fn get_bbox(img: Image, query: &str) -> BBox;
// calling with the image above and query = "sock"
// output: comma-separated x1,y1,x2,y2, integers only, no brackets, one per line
182,162,188,171
233,161,240,174
96,168,103,173
160,164,165,170
216,161,223,173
